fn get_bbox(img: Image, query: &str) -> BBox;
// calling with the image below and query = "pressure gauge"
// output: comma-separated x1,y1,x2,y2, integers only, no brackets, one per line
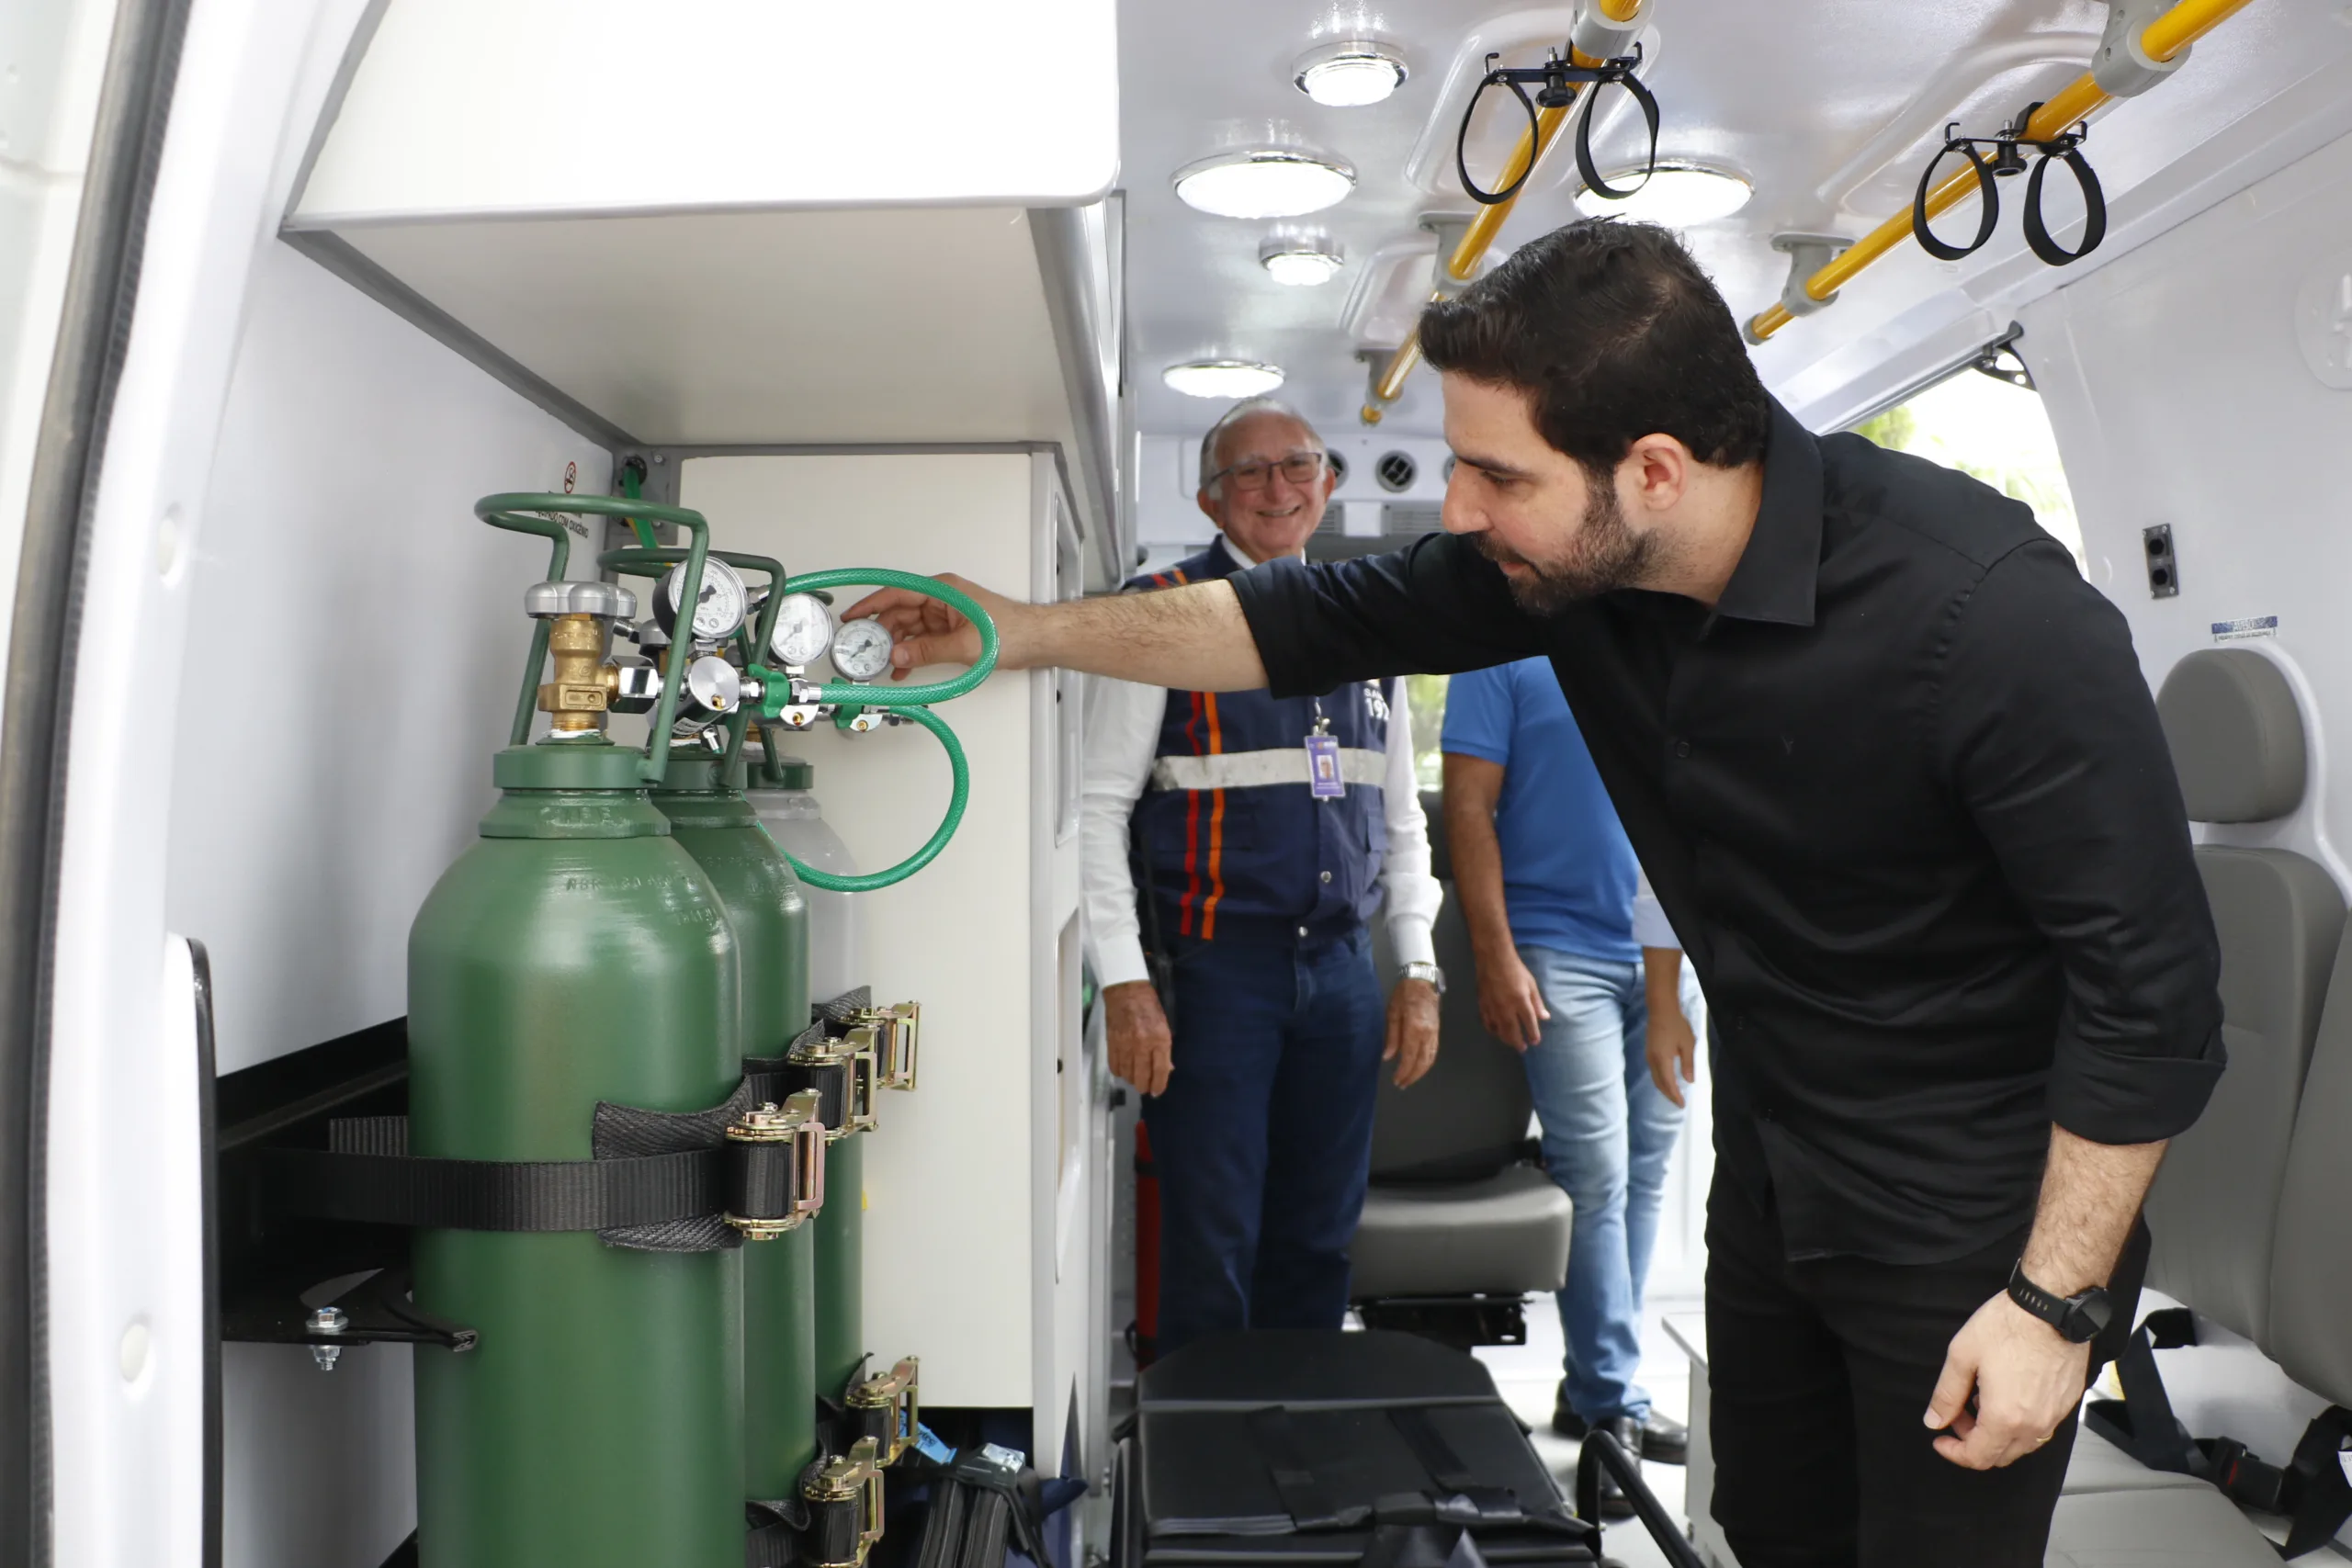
830,617,896,683
770,592,836,668
656,558,750,644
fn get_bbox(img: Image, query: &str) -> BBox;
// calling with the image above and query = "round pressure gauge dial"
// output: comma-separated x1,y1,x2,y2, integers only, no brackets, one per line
656,557,750,644
830,617,896,683
769,592,836,668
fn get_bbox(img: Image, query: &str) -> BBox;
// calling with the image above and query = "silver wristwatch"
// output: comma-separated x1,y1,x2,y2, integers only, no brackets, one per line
1400,961,1446,995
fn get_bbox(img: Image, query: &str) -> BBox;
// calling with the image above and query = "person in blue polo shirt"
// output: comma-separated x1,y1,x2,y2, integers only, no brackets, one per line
1442,655,1698,1515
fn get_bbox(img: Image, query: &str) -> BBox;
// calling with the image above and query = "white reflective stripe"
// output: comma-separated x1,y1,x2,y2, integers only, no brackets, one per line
1148,748,1386,792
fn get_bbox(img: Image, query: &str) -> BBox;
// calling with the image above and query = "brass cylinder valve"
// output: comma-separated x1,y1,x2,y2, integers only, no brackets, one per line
524,581,654,734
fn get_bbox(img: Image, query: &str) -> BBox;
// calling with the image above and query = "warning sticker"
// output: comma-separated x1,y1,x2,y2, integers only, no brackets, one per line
2211,616,2278,643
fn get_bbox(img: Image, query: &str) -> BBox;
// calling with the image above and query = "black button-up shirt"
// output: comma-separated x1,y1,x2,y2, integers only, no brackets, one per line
1230,400,2224,1264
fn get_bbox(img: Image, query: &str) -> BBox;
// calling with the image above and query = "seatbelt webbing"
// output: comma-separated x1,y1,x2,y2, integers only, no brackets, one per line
1247,1406,1361,1532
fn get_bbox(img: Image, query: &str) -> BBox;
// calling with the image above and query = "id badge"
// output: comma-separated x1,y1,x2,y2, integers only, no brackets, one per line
1306,732,1346,799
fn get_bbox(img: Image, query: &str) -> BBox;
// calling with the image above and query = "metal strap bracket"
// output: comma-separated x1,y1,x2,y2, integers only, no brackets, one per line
2093,0,2188,99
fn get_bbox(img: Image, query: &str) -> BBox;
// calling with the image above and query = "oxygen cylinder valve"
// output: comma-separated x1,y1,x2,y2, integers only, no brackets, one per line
523,581,650,735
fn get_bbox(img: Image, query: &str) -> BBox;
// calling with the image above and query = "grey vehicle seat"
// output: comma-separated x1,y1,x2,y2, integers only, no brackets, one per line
2046,649,2351,1559
2136,649,2344,1340
1352,790,1572,1305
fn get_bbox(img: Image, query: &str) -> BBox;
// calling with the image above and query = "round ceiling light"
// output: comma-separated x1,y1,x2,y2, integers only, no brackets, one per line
1162,360,1286,400
1173,150,1355,219
1294,41,1408,107
1574,164,1754,226
1261,233,1345,287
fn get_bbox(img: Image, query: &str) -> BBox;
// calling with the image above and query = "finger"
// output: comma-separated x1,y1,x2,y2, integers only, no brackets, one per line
1924,1350,1977,1431
1679,1036,1697,1084
1651,1053,1684,1109
840,586,941,624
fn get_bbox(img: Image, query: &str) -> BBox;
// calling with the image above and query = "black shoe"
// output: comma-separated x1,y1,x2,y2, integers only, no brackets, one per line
1549,1384,1688,1467
1584,1416,1641,1521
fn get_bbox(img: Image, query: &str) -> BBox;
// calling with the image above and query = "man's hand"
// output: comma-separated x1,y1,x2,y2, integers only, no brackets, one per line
1385,978,1441,1088
1472,947,1549,1052
842,573,1029,677
1104,980,1174,1098
1922,1292,2092,1470
1644,956,1697,1107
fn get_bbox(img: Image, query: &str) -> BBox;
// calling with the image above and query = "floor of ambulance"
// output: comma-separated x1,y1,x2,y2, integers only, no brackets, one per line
1473,1295,1700,1568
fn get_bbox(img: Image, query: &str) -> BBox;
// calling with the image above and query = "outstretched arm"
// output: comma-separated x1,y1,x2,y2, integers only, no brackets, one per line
842,575,1269,692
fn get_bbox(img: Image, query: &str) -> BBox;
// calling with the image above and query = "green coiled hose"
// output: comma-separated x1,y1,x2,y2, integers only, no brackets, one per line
748,567,999,893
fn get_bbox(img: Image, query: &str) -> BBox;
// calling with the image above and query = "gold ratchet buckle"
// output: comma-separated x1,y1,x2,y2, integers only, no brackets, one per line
803,1436,886,1568
847,1001,921,1091
721,1089,827,1239
845,1355,922,1466
788,1030,879,1141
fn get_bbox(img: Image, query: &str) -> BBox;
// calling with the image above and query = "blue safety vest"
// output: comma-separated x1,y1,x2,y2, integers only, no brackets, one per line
1127,536,1395,946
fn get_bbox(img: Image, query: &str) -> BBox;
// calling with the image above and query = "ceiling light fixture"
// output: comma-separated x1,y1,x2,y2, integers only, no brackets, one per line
1260,233,1346,287
1173,149,1355,219
1163,360,1286,399
1574,164,1754,227
1294,40,1408,107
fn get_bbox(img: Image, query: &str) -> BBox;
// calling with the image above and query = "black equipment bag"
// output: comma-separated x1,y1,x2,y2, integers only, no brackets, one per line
1116,1330,1600,1567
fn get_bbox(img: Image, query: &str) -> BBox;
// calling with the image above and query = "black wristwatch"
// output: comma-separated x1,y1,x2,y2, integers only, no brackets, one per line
2007,1260,2114,1344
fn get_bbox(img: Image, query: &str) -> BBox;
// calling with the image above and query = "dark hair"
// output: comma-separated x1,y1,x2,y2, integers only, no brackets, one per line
1419,220,1770,473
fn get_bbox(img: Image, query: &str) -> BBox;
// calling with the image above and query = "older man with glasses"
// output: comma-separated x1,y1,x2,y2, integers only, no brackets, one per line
1082,398,1444,1358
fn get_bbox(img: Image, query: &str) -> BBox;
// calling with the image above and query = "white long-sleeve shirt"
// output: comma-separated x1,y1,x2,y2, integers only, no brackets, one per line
1080,581,1442,988
1633,866,1681,952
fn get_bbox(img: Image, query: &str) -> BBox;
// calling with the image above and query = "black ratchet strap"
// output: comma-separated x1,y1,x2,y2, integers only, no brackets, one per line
1454,44,1656,207
263,1073,801,1251
265,1142,720,1232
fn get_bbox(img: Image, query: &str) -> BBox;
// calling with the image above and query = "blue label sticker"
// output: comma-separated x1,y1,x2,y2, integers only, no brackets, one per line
1306,733,1345,799
2211,615,2278,644
912,1423,956,1465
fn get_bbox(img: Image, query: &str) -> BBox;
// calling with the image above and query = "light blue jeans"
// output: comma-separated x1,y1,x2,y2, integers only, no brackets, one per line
1520,944,1688,1425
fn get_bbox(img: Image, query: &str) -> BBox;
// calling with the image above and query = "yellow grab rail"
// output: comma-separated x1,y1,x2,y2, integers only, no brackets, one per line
1747,0,2260,344
1362,0,1645,423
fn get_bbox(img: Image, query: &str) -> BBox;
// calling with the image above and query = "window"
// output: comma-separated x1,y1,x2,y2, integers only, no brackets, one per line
1408,672,1449,791
1852,362,2085,572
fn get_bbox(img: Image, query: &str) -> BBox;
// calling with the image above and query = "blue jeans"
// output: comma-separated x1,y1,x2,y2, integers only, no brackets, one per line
1142,929,1386,1356
1520,944,1688,1425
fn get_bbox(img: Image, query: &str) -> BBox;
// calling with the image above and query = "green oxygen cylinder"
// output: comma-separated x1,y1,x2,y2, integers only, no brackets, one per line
652,750,820,1498
408,734,744,1568
814,1128,865,1399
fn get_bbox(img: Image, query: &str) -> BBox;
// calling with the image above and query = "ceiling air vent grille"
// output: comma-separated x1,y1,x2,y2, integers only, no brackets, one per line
1383,504,1442,536
1327,450,1349,487
1375,451,1418,493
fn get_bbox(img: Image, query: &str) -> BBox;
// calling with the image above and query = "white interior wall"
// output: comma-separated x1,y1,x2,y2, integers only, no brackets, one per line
166,241,610,1077
165,241,607,1568
2022,120,2352,1535
678,452,1078,1415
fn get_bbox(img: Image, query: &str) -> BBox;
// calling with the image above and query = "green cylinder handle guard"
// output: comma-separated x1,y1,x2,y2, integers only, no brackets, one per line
476,493,712,784
745,568,1000,892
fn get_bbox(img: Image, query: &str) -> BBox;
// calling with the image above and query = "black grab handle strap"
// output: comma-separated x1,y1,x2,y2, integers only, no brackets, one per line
1456,72,1543,207
1913,138,2000,262
2022,142,2107,265
1574,65,1660,201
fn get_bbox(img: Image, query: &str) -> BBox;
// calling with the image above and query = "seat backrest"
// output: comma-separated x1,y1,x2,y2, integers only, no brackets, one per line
1366,789,1533,1183
2265,925,2352,1406
2143,649,2345,1341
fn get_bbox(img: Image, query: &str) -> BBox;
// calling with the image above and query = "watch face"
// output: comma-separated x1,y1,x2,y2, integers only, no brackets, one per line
2064,1290,2114,1344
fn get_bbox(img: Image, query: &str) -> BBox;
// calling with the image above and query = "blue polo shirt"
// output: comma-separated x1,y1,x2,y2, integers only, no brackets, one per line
1441,659,1639,963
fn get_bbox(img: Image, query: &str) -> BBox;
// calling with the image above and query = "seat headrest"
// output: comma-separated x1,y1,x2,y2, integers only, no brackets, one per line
2156,649,2306,823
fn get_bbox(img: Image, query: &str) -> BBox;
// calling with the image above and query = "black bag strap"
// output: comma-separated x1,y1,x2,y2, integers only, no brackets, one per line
265,1145,719,1232
1385,1407,1527,1525
1247,1406,1367,1532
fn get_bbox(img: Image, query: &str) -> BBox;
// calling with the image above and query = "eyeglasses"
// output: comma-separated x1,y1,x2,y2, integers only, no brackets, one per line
1209,451,1328,493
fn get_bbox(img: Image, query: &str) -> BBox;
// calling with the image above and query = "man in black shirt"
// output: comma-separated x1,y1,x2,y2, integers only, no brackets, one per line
849,220,2223,1566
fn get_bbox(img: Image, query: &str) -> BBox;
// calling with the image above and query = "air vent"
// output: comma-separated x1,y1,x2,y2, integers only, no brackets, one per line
1383,504,1442,536
1375,451,1418,493
1442,455,1456,483
1327,450,1349,487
